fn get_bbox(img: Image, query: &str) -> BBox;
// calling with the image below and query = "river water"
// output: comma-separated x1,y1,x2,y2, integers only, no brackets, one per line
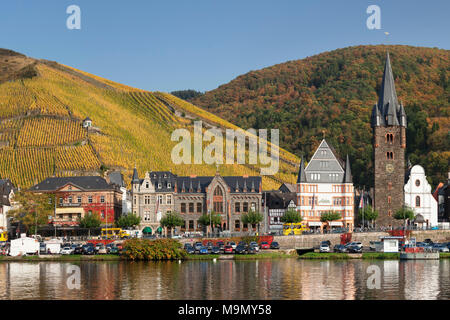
0,259,448,300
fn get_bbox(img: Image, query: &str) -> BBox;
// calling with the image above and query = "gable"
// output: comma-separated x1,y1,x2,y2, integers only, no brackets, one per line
58,183,83,192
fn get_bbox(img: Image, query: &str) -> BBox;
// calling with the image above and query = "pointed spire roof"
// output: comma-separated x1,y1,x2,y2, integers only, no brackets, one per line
297,156,307,183
344,154,353,183
132,167,139,183
378,52,399,114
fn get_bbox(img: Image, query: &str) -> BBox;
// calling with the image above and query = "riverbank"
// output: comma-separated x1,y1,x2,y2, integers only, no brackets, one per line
298,252,450,260
186,251,296,260
0,254,122,262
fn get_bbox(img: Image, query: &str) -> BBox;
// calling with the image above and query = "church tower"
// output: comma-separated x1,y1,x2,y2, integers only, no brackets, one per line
371,52,407,227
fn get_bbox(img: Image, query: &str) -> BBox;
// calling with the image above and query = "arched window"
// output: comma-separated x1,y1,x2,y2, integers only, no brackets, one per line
386,152,394,160
415,180,420,187
386,133,394,143
416,196,421,207
214,186,223,196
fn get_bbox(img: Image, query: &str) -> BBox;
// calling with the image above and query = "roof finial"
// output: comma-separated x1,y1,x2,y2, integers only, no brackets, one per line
322,130,326,140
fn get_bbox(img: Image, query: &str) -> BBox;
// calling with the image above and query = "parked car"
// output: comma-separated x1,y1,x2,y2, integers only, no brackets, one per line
432,243,449,253
260,241,270,249
199,246,209,254
224,245,233,254
184,243,193,250
247,246,257,254
235,245,247,254
228,242,237,250
39,243,47,254
83,246,95,255
194,242,203,252
211,246,220,254
206,242,214,250
270,241,280,250
423,238,434,245
94,244,101,253
217,241,225,251
333,244,347,253
109,246,119,254
319,243,330,253
61,247,74,255
249,242,259,252
346,242,362,249
347,245,363,253
238,241,247,248
98,245,107,254
73,245,83,255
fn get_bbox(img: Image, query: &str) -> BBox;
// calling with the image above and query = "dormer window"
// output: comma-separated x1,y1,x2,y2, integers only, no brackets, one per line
146,182,149,188
167,183,171,189
158,183,162,189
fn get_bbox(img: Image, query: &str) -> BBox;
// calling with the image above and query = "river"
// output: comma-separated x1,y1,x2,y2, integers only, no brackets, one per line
0,259,448,300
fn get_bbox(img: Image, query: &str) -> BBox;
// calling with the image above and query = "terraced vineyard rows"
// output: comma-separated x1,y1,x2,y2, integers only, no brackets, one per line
0,81,34,118
0,145,100,188
17,117,86,147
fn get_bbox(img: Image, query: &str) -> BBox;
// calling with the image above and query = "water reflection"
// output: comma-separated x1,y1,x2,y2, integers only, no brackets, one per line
0,259,448,300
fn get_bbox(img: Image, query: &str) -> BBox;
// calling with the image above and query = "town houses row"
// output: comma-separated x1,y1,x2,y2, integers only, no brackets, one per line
0,52,448,235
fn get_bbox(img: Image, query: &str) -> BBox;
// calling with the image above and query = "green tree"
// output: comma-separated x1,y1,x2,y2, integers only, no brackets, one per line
320,211,342,231
241,210,264,234
8,191,54,235
79,213,102,228
358,205,379,228
280,209,303,223
197,211,221,235
160,211,184,236
115,213,141,229
393,206,415,229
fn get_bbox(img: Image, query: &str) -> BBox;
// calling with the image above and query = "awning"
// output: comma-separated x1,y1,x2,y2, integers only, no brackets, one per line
308,222,322,226
157,227,162,233
142,227,152,234
414,214,425,224
329,221,343,226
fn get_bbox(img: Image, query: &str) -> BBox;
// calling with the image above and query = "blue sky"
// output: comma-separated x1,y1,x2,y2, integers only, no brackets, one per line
1,0,449,92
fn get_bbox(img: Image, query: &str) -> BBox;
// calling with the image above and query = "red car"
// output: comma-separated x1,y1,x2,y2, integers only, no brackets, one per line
224,245,233,254
260,242,270,249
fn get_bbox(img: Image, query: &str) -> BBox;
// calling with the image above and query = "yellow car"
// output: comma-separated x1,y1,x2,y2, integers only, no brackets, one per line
283,222,309,235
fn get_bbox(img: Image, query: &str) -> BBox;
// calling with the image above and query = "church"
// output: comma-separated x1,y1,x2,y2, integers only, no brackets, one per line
371,53,407,227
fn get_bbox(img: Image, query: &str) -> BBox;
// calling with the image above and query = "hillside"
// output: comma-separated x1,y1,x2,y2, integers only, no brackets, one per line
191,45,450,188
0,49,299,189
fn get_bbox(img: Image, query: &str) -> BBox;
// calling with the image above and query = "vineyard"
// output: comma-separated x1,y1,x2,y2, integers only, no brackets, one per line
17,117,86,147
0,49,299,190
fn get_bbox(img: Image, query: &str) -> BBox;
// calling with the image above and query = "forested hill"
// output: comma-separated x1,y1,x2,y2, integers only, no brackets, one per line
191,45,450,188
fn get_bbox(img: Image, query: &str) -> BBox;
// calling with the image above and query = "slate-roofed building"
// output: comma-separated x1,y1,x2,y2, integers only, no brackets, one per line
30,176,122,226
263,190,297,233
371,52,407,227
0,179,15,231
296,139,355,231
131,169,263,234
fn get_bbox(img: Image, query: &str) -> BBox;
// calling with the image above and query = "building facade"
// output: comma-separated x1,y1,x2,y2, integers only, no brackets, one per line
263,190,297,233
404,165,438,227
437,173,450,226
371,53,407,227
131,169,263,233
0,179,15,231
30,176,122,226
296,139,355,231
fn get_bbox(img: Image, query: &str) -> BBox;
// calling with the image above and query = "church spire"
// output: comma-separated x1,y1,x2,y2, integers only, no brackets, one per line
297,156,307,183
344,154,352,183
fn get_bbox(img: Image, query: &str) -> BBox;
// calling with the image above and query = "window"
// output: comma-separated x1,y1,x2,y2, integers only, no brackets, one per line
386,133,394,143
388,196,391,204
415,180,420,187
167,183,171,189
243,202,248,212
416,196,421,207
235,220,240,230
68,196,72,204
386,152,394,160
100,196,105,203
320,161,328,168
101,210,105,219
189,203,194,213
388,210,392,217
214,187,223,196
158,183,162,189
166,195,172,205
189,220,194,230
144,196,150,205
146,182,149,188
235,202,240,213
251,202,256,211
214,201,223,213
181,203,186,213
59,197,63,205
196,203,202,213
388,182,392,191
77,196,82,203
158,195,163,204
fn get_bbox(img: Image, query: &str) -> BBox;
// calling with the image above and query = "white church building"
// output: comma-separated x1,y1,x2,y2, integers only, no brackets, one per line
404,165,438,228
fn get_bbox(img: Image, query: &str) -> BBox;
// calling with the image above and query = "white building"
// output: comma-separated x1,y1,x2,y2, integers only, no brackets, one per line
404,165,438,227
0,179,15,232
296,139,354,231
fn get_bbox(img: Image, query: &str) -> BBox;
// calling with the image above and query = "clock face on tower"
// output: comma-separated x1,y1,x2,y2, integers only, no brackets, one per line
386,163,394,173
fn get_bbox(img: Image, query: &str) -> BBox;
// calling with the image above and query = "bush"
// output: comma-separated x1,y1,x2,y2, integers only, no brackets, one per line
122,238,186,261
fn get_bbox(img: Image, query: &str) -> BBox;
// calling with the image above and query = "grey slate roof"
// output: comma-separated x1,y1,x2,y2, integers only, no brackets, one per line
344,154,352,183
371,52,407,128
176,176,262,194
108,171,125,188
297,156,307,183
30,176,114,192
